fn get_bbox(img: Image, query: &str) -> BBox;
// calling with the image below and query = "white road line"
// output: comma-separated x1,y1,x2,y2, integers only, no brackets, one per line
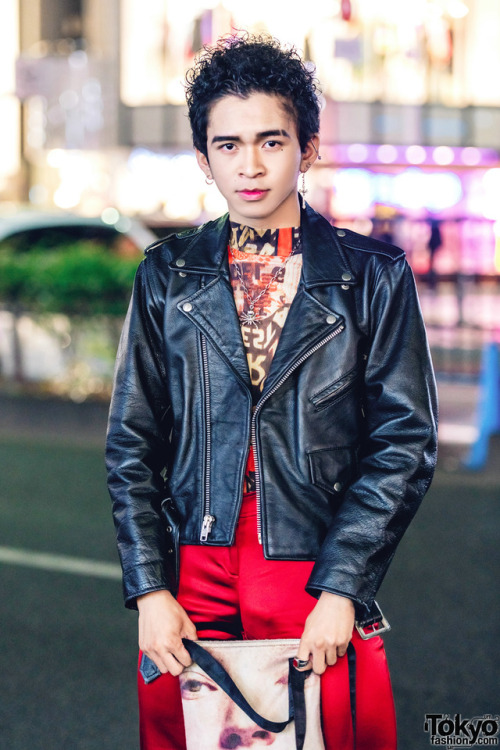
0,546,122,580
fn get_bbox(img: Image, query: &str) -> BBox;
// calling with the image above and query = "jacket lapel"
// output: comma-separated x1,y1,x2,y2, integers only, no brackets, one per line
171,216,251,388
180,274,252,389
173,205,356,395
261,205,354,395
261,284,343,397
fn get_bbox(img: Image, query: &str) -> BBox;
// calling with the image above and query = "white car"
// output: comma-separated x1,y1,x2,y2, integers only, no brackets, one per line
0,208,156,255
0,209,157,390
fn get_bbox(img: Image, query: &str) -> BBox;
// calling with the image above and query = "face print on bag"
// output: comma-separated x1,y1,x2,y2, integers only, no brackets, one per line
179,643,323,749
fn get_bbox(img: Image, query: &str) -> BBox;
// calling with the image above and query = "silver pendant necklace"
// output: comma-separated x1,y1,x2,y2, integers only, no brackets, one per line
228,242,299,327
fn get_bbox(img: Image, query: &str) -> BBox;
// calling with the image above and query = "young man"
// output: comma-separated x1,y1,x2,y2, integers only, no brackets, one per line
106,35,438,749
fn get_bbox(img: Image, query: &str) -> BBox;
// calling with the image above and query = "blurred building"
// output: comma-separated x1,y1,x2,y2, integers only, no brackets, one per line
3,0,500,273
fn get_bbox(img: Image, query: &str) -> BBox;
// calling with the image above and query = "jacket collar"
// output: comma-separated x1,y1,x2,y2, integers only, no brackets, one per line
168,203,356,287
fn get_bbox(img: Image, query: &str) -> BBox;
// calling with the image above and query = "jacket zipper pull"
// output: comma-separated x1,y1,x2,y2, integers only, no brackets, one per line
200,514,216,542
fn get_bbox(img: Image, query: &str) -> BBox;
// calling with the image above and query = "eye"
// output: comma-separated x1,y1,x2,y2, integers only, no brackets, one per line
180,677,218,700
219,142,236,152
264,140,283,149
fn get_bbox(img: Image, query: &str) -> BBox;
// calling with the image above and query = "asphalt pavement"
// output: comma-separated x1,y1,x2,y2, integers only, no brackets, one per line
0,385,498,750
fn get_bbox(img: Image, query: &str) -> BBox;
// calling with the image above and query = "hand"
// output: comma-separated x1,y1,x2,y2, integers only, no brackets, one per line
296,592,355,675
137,590,197,676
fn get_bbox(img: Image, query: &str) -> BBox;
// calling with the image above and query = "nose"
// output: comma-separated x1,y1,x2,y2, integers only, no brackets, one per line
219,724,274,747
239,147,264,178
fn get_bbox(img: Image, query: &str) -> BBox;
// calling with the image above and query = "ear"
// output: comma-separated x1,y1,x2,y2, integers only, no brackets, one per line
195,148,212,179
300,135,320,173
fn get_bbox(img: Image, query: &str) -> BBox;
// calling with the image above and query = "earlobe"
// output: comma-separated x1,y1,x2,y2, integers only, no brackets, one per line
301,135,321,172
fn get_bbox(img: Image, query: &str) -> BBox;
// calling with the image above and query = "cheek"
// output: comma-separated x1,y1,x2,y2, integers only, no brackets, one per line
211,164,232,187
282,157,302,181
181,696,226,743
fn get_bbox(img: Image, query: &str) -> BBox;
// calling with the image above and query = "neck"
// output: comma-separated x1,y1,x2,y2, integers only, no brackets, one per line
228,194,301,230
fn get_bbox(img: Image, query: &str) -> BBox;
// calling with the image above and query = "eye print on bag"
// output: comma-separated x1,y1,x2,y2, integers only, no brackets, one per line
179,646,321,749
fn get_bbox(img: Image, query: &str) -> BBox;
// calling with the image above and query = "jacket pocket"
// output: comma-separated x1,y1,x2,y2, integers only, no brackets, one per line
307,447,357,495
309,368,359,411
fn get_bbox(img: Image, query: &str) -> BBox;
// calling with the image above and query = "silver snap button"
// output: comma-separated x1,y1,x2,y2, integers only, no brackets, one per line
342,272,352,282
326,314,337,324
336,229,346,238
166,525,173,533
167,548,174,554
333,482,343,492
175,258,186,267
182,302,193,312
179,272,187,278
341,284,349,291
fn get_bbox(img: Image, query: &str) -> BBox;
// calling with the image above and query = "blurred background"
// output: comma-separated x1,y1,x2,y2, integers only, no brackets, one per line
0,2,499,749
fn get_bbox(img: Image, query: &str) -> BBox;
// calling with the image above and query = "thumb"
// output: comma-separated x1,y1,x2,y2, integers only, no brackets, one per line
182,620,198,641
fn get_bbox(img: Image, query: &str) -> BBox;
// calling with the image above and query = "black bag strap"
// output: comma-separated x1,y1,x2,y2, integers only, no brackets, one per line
182,639,295,733
347,641,356,744
289,658,309,749
182,639,357,750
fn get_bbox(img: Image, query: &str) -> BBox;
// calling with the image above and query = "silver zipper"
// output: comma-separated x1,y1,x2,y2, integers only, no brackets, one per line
252,322,345,544
200,332,215,541
201,513,215,541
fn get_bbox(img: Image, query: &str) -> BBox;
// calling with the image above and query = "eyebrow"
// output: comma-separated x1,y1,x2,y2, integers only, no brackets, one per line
210,129,291,145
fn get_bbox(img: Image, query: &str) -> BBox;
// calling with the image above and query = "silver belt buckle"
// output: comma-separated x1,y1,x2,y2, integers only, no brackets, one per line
354,611,391,641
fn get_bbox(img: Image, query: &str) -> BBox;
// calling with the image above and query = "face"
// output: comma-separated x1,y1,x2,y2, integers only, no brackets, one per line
196,92,319,229
179,644,322,749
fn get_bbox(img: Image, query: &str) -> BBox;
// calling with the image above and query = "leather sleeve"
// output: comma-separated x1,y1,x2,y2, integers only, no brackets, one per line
105,255,173,609
306,255,438,608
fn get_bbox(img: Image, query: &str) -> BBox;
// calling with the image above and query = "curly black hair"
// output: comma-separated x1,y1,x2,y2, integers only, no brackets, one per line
185,34,321,157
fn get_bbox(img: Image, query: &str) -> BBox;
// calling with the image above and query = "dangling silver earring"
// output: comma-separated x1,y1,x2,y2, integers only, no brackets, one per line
205,173,214,185
300,170,308,209
311,142,322,161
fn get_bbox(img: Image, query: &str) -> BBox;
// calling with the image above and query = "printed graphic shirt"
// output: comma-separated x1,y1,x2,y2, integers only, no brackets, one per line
228,222,302,493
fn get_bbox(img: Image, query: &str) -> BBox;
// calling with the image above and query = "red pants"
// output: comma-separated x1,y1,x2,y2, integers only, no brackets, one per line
138,493,397,749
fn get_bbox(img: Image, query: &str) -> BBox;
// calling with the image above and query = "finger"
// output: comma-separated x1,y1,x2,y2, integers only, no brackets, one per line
173,642,194,669
183,623,198,641
163,652,185,677
293,656,311,671
143,649,171,675
325,648,339,666
156,638,193,670
311,649,327,675
144,637,192,674
295,642,312,671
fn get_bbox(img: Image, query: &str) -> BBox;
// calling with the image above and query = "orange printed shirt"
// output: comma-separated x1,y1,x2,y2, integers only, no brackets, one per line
228,222,302,492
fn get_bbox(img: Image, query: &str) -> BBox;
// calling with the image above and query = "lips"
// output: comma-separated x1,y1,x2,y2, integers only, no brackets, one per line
238,189,269,200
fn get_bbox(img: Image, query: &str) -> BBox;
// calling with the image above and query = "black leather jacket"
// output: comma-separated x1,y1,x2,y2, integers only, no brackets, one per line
106,204,438,612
